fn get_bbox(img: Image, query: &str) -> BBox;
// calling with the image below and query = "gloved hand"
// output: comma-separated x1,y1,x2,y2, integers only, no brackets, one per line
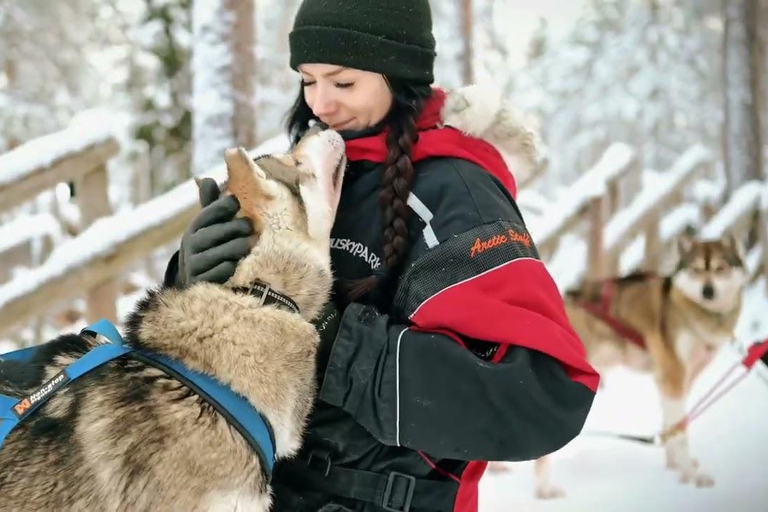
177,177,254,287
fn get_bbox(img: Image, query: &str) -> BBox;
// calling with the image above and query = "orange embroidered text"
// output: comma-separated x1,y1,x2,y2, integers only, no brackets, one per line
470,234,508,257
508,228,532,248
469,228,533,257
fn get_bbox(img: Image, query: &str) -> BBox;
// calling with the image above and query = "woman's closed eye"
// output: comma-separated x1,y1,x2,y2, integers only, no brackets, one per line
301,78,354,89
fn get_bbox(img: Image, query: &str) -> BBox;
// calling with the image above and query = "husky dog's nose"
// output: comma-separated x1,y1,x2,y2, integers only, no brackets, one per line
702,283,715,300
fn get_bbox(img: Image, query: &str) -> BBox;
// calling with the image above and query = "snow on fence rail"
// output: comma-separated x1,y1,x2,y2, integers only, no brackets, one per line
601,145,713,277
702,181,768,284
0,213,63,283
0,134,289,337
0,113,122,329
0,116,119,213
540,144,714,290
529,142,638,256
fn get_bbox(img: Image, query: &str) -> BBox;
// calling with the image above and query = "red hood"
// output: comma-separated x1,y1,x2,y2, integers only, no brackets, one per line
344,88,517,199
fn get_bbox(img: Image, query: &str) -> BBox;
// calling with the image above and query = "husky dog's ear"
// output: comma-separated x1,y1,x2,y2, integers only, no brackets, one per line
224,147,272,234
677,233,696,258
724,231,746,266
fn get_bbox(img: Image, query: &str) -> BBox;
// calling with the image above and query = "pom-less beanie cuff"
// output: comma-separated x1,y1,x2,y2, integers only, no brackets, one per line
290,26,435,83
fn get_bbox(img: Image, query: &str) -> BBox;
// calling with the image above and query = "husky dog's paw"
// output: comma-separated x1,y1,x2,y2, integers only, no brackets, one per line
680,466,715,488
486,461,513,473
666,455,679,470
535,484,566,500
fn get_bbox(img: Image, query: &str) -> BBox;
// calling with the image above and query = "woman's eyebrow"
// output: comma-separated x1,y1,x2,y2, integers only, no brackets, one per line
300,66,349,78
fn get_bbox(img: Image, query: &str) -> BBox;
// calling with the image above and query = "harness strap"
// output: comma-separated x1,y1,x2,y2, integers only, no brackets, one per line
1,319,276,478
1,320,131,449
275,455,459,512
577,279,646,349
128,350,276,476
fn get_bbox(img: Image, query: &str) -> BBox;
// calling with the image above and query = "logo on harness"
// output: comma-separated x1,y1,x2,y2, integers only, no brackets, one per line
12,372,70,419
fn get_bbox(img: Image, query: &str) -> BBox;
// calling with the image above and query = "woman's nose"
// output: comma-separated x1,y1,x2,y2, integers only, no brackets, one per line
311,88,336,118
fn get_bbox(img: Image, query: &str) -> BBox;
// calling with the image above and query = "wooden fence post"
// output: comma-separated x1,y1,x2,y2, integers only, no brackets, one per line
586,195,608,281
76,165,118,323
643,212,662,273
757,204,768,293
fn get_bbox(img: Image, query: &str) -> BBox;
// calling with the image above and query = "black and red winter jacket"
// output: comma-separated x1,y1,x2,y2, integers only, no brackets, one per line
165,89,598,512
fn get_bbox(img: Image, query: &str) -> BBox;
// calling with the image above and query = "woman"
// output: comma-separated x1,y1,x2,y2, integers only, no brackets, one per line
166,0,599,510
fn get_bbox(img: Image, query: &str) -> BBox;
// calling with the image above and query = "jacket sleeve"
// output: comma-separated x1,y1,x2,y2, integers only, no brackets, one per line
319,158,599,462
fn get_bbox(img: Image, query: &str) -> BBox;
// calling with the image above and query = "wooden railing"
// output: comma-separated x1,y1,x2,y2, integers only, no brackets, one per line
0,132,288,338
2,126,767,340
0,116,121,334
527,142,639,259
526,144,717,291
702,181,768,284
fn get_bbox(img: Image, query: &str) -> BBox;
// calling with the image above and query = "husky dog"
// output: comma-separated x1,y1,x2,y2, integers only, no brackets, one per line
0,126,346,511
440,84,545,188
527,233,747,498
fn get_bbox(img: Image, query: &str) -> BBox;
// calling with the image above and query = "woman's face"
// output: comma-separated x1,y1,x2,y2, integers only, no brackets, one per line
299,64,393,131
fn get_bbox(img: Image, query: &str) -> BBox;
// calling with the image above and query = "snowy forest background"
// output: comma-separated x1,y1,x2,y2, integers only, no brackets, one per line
2,0,768,510
2,0,766,202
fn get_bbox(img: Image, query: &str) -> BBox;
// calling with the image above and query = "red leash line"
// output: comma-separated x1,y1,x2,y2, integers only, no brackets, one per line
586,338,768,445
658,338,768,443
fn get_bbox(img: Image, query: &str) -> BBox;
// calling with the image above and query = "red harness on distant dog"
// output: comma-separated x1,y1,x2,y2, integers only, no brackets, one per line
575,279,647,350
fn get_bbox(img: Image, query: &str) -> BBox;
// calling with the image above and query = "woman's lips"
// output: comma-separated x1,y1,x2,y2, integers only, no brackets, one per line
330,119,354,130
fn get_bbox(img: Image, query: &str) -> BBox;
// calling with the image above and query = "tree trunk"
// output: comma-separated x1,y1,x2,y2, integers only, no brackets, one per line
723,0,764,195
192,0,257,175
4,58,20,150
752,0,768,180
460,0,474,85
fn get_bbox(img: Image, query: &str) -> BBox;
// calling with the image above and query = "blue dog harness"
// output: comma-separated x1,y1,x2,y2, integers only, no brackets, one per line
0,319,276,478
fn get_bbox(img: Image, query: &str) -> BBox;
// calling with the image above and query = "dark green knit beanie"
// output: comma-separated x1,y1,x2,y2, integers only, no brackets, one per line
289,0,436,84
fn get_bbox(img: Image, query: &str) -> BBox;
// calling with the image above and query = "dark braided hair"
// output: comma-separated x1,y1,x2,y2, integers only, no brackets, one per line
286,78,432,305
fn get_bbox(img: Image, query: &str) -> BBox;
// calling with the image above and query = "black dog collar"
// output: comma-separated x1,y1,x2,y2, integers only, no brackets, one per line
234,281,300,315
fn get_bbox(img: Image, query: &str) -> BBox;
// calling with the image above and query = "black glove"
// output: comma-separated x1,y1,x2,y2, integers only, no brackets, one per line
177,178,254,287
312,301,343,379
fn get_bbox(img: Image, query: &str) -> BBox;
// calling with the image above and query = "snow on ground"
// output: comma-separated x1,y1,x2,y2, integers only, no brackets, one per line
479,279,768,512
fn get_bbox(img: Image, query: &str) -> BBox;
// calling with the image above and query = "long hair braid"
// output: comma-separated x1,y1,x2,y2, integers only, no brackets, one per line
286,78,433,304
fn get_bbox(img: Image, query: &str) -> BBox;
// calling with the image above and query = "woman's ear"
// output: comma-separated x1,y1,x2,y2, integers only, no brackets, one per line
223,147,272,235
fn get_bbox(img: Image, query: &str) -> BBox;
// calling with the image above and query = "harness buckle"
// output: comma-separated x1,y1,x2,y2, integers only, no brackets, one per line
382,471,416,512
251,282,271,307
306,450,332,477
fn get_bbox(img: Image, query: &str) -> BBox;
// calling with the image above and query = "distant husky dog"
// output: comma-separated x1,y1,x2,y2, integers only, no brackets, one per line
530,233,747,498
0,126,346,511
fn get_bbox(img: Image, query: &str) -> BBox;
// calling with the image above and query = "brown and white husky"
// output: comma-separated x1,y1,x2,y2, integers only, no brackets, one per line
0,125,346,511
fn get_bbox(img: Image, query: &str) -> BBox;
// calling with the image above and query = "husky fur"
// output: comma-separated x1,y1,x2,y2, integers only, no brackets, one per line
441,84,545,188
527,233,747,498
0,126,347,511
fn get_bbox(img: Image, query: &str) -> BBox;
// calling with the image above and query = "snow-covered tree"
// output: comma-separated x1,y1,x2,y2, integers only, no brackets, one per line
430,0,464,89
191,0,257,176
722,0,767,193
0,0,119,151
512,0,723,188
126,0,193,197
254,0,301,141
